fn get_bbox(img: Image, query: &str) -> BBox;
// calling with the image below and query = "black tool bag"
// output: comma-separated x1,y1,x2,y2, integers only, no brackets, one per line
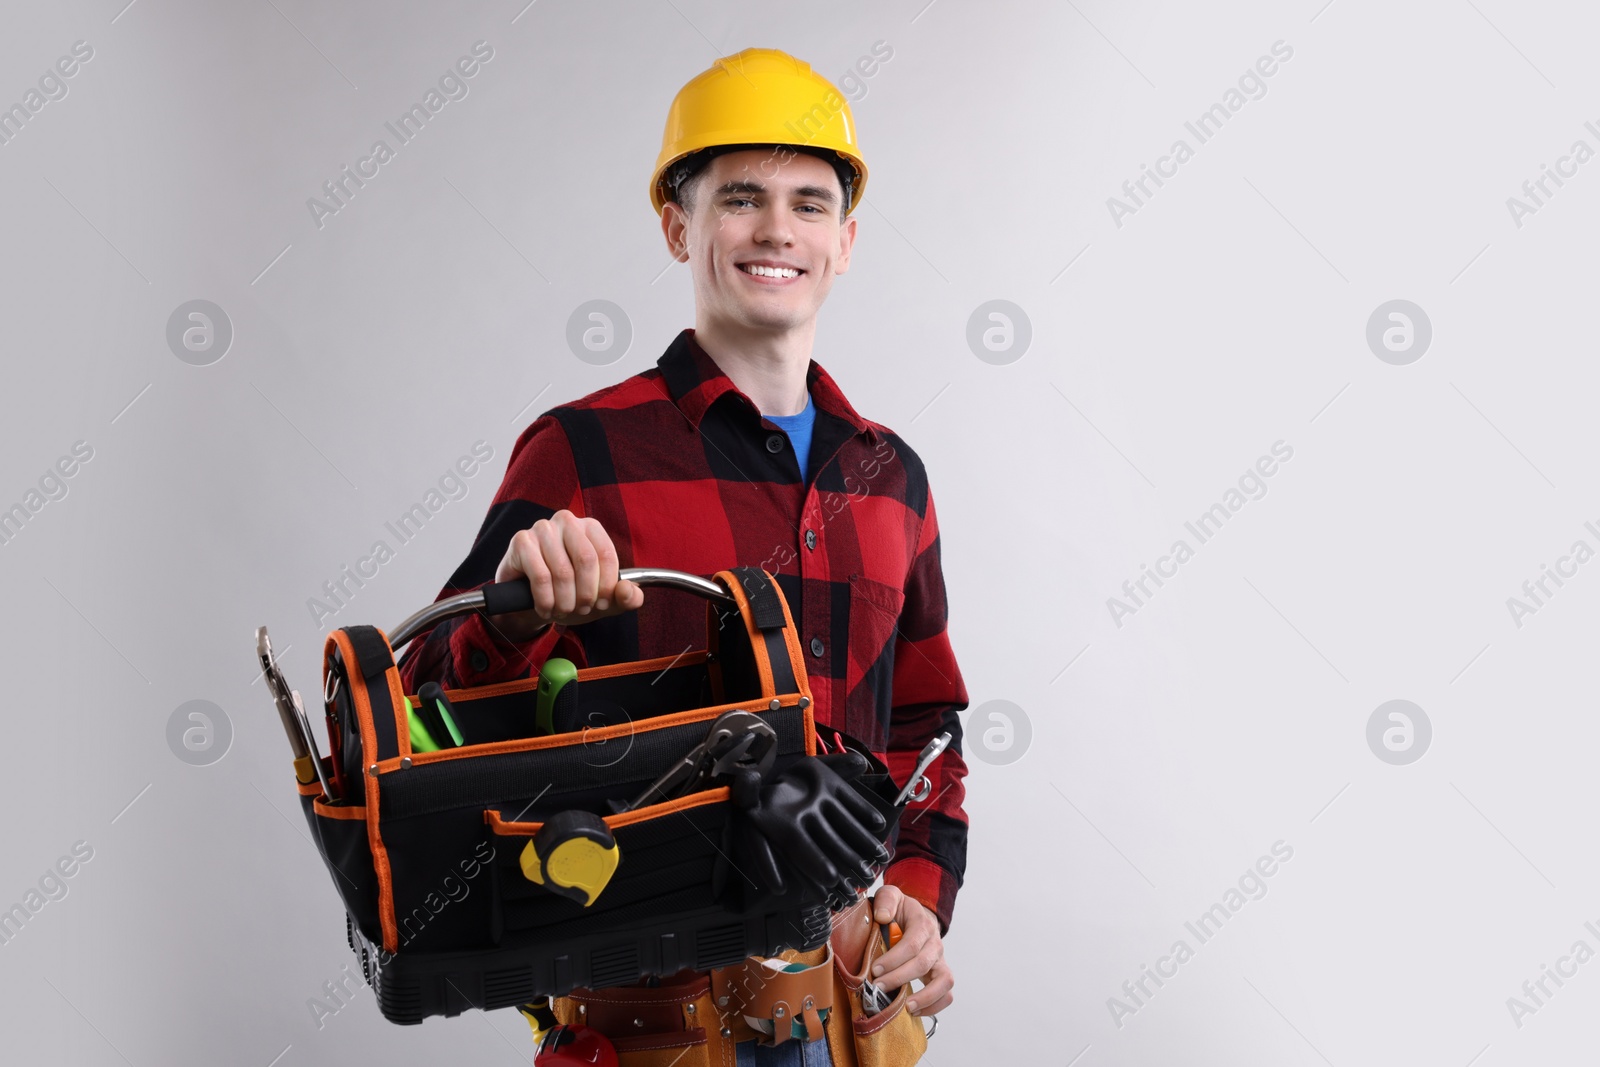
291,565,905,1025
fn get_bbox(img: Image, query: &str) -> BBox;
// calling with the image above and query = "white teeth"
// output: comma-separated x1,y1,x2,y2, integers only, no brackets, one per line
740,264,800,278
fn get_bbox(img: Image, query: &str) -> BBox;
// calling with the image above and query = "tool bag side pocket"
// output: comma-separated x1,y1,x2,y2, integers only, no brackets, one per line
297,778,381,944
815,723,907,860
484,786,739,957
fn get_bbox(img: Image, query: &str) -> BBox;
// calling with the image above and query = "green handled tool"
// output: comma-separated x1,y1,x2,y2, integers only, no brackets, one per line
407,681,465,752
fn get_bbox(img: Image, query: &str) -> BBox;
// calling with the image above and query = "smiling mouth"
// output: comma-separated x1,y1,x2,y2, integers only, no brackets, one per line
738,263,804,280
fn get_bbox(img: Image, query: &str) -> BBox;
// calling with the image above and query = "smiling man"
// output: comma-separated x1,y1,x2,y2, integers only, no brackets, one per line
398,47,969,1066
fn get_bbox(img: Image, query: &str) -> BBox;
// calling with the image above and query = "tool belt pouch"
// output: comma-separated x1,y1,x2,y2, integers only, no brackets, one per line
828,894,930,1067
294,565,900,1026
710,947,836,1045
553,971,717,1067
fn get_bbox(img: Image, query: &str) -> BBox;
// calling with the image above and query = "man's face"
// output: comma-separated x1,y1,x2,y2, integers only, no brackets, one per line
661,147,857,335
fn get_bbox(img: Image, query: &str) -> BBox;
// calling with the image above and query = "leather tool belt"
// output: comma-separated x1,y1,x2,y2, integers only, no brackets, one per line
550,892,931,1066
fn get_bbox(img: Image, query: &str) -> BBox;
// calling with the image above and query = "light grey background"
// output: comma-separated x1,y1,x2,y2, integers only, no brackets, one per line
0,0,1593,1063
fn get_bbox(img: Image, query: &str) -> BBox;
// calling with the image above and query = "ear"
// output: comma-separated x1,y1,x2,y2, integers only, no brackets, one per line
834,212,858,275
661,201,691,262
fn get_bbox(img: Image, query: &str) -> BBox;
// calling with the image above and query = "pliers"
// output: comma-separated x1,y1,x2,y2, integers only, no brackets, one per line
617,710,777,813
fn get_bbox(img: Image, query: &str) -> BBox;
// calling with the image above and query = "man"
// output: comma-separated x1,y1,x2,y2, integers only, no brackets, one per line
398,47,968,1063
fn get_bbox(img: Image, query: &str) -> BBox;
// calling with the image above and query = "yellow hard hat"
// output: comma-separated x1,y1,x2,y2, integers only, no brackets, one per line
650,47,868,218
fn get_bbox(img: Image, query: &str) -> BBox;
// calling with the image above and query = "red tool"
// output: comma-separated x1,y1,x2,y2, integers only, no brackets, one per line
534,1024,618,1067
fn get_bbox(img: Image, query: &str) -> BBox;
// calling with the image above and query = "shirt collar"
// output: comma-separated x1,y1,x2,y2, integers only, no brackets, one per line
656,327,878,444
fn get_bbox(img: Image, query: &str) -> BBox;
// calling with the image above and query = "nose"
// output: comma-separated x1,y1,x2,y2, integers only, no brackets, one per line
749,201,795,249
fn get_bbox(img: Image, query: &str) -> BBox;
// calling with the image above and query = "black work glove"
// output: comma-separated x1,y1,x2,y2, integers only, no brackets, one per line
729,752,890,901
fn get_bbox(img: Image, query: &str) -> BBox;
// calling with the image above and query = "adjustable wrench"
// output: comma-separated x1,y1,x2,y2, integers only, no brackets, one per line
892,731,951,808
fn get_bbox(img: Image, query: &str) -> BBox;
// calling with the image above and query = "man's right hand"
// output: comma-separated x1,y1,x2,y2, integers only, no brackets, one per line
486,510,645,642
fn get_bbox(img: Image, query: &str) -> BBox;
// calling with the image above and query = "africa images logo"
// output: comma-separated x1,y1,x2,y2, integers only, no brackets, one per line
305,41,494,230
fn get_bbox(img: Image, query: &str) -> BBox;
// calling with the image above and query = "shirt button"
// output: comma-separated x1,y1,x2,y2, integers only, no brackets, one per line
470,649,489,673
805,529,817,551
766,434,785,454
810,637,825,658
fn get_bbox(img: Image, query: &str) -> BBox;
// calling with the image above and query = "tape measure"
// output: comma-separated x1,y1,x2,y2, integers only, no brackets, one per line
519,810,620,906
536,657,580,734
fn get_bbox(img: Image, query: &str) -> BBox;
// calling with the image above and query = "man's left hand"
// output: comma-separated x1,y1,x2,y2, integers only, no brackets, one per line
869,885,953,1017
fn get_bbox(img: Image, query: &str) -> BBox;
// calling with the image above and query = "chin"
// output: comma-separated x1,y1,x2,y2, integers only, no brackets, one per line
747,311,811,332
730,301,810,331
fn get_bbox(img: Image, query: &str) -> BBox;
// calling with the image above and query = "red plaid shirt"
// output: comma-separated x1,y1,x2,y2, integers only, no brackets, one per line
397,328,970,933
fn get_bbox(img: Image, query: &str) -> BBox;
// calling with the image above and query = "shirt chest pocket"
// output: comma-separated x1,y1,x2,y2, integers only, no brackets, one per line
848,573,906,667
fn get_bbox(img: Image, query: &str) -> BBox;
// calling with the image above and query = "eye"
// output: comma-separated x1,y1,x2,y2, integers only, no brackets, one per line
726,197,756,209
798,205,824,215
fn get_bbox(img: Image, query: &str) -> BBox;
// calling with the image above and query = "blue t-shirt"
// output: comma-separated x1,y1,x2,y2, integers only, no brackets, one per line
764,393,816,481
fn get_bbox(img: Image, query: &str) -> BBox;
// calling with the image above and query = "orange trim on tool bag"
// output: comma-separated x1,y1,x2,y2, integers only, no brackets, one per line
717,567,815,755
483,786,731,835
392,694,806,771
433,675,541,702
327,629,399,952
579,648,710,681
313,799,368,820
378,648,411,761
716,568,777,699
412,652,713,710
297,780,324,797
767,573,817,755
404,649,714,706
771,578,814,705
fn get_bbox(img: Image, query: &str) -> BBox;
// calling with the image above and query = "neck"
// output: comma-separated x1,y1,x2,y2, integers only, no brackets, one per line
691,315,814,417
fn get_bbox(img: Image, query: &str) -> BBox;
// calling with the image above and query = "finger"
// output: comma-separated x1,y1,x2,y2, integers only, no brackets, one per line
561,515,601,614
506,528,555,618
532,519,574,616
871,886,903,924
870,905,939,980
497,529,535,587
587,518,620,611
910,967,955,1017
493,538,522,586
906,963,953,1014
910,989,953,1017
874,937,941,993
870,921,928,980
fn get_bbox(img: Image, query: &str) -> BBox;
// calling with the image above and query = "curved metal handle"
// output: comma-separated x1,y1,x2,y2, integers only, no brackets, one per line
386,567,736,650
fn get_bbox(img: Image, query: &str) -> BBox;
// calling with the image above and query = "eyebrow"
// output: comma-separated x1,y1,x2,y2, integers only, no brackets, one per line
713,179,838,205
